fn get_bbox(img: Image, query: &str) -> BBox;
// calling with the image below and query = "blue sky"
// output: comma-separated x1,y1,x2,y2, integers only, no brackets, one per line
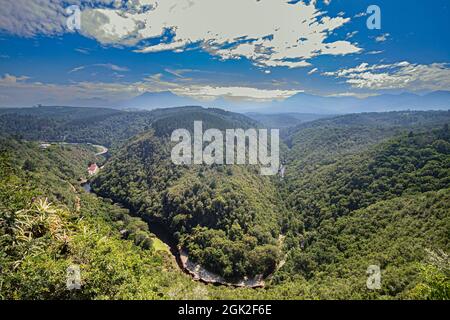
0,0,449,108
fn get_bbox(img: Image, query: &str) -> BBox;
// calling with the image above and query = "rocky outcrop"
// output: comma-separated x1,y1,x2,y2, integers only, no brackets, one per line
179,250,265,288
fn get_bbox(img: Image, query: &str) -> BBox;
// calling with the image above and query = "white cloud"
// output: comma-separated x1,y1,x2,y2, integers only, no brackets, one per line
0,0,66,37
366,50,383,55
79,0,361,68
0,1,361,69
173,85,301,102
308,68,318,75
0,1,121,37
326,92,378,99
75,48,90,54
69,63,129,73
0,74,30,84
346,31,358,39
375,33,390,42
354,12,367,18
323,61,450,91
69,66,86,74
164,68,197,78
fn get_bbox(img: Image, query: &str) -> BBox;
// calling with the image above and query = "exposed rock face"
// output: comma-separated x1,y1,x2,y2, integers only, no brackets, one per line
179,250,265,288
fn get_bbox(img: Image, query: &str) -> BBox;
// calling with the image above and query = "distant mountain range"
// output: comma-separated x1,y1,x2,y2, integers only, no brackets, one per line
119,90,450,114
245,112,332,128
122,91,200,110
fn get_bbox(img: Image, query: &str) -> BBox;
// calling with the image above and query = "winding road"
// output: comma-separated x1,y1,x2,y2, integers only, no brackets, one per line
92,144,108,156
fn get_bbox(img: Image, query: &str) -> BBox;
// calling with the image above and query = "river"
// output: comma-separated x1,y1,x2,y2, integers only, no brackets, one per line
82,182,92,193
82,144,269,287
81,181,266,288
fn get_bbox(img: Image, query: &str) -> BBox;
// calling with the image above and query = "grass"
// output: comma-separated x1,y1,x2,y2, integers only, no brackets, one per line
152,237,171,253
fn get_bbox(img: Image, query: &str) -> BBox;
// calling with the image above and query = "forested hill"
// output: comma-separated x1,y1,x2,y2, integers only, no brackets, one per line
0,106,259,148
0,138,208,299
284,126,450,230
245,112,331,129
90,108,450,293
282,111,450,172
276,126,449,298
92,110,285,281
0,106,151,147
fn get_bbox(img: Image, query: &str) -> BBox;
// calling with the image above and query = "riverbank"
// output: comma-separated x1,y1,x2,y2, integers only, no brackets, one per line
179,250,265,288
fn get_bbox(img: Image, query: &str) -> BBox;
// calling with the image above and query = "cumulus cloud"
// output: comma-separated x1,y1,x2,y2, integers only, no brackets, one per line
0,1,361,69
0,0,66,37
323,61,450,91
78,0,360,68
0,0,118,37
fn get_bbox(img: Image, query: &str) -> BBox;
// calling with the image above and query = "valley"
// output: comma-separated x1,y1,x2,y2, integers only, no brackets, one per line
83,181,270,288
0,106,449,300
1,0,449,305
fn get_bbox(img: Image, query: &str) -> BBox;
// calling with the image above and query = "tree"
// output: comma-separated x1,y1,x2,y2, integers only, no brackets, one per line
23,159,37,172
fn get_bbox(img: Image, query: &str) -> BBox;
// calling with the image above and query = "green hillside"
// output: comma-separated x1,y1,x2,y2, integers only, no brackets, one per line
0,106,260,148
0,137,207,299
0,107,448,299
92,111,284,280
274,127,450,299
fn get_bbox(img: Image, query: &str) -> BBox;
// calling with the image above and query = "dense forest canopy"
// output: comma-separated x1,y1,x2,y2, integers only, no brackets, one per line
0,106,449,299
91,111,285,280
0,106,260,149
